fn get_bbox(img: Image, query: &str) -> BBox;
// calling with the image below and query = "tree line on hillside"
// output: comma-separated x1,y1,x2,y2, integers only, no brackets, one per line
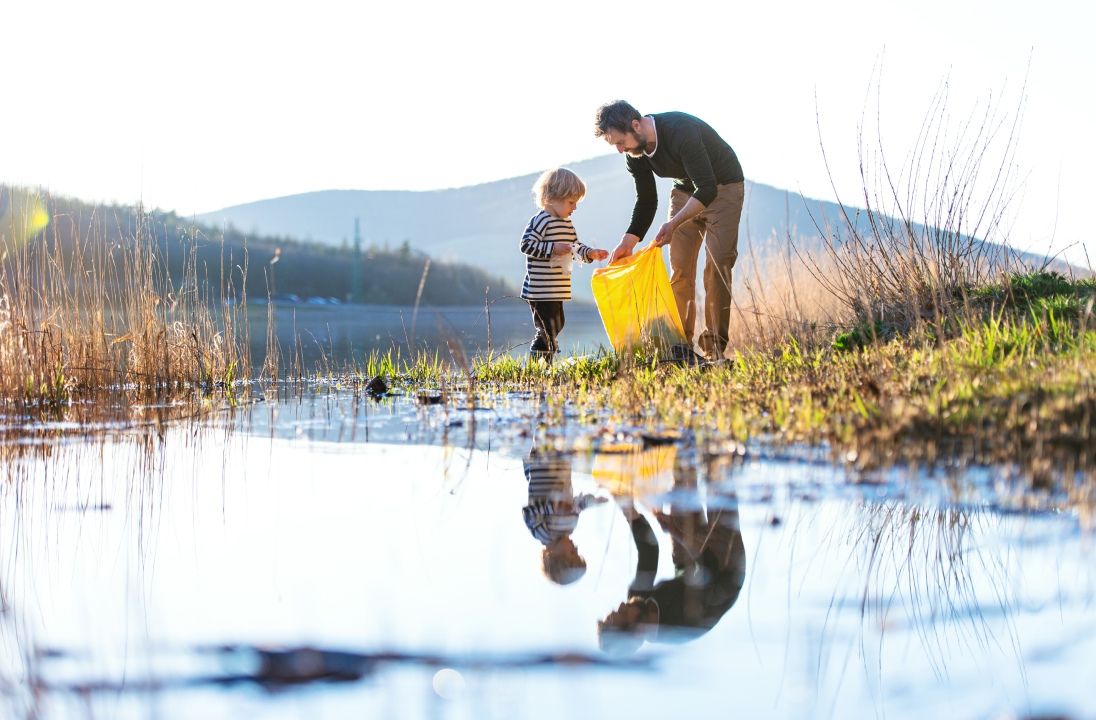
1,187,517,306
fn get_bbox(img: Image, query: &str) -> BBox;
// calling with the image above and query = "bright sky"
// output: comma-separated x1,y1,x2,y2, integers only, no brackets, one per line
2,0,1091,265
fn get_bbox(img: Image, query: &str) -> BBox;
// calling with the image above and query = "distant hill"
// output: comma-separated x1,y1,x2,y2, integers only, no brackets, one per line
1,186,517,306
197,155,859,299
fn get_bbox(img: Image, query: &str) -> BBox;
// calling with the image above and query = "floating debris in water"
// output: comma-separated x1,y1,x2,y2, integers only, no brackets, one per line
253,646,373,685
641,431,681,448
364,376,388,397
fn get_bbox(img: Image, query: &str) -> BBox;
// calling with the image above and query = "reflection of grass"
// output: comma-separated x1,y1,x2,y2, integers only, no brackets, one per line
816,493,1078,706
845,501,1012,678
778,495,1029,702
0,387,246,715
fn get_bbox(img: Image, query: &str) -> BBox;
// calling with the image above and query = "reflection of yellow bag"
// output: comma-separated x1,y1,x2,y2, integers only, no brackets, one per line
591,245,686,353
592,446,677,498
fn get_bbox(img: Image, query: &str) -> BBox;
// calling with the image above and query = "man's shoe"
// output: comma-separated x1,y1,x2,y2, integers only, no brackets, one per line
669,343,704,367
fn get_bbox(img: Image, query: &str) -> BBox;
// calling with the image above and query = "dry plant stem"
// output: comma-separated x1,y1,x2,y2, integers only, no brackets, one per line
409,258,431,346
262,267,280,382
801,75,1026,335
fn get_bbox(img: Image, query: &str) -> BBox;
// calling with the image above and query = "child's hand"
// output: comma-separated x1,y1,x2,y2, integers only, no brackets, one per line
552,243,573,256
591,249,610,262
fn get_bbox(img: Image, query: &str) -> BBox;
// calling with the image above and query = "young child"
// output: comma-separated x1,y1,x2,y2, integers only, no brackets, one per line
521,444,604,585
519,168,609,361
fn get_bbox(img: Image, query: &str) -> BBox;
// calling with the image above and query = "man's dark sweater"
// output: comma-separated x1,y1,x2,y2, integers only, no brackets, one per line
626,513,745,642
625,112,744,239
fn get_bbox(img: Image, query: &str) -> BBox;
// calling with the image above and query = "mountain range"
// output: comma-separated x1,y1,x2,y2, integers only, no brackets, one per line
197,155,856,299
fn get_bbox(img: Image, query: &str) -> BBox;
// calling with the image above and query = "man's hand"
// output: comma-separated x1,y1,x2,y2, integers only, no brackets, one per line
656,197,707,247
652,220,677,247
590,248,610,262
552,242,573,256
609,234,641,264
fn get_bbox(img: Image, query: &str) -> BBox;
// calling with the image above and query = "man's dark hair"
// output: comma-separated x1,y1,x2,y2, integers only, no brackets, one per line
594,100,642,138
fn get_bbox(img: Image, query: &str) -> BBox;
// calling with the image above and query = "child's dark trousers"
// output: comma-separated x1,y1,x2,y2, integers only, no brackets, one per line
529,301,565,361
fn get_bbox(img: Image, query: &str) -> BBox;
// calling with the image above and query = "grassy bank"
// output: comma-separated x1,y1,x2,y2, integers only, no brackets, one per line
349,270,1094,487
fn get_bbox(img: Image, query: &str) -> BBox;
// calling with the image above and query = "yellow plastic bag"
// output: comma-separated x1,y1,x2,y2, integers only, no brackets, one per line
592,445,677,498
591,245,687,353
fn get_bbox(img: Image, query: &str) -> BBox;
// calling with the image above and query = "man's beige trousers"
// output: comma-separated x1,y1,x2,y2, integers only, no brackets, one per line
668,181,745,359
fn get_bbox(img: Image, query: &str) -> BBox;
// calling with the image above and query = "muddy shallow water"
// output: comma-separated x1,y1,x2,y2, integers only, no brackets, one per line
1,388,1093,719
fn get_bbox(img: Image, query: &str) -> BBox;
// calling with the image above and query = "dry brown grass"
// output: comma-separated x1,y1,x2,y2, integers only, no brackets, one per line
727,237,846,352
802,78,1025,333
0,187,252,404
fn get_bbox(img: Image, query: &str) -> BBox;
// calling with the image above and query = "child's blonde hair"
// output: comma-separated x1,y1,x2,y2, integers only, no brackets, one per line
541,546,586,586
532,167,586,208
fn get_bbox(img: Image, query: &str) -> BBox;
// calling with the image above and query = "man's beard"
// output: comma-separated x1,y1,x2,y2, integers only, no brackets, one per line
626,131,649,156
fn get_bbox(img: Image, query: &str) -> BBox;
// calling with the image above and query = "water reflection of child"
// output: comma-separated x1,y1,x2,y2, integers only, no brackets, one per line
598,463,746,654
521,445,603,586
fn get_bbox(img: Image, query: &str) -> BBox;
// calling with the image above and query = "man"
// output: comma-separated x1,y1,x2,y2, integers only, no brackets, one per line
595,100,745,360
597,461,746,655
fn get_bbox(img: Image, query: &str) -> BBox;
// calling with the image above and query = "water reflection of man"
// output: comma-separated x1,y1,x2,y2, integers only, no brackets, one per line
598,462,745,654
522,443,603,586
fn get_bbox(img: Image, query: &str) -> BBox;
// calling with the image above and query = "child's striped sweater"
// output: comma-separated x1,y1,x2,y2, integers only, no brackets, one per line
519,210,595,301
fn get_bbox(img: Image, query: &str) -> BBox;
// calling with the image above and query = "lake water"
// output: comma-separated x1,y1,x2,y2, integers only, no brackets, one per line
2,388,1093,719
247,299,610,371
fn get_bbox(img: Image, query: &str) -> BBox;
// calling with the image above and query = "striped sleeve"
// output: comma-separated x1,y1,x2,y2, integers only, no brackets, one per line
520,212,553,259
522,500,580,545
574,241,595,263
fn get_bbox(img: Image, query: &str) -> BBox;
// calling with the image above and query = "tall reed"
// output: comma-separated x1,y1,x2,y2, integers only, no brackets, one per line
0,187,251,403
